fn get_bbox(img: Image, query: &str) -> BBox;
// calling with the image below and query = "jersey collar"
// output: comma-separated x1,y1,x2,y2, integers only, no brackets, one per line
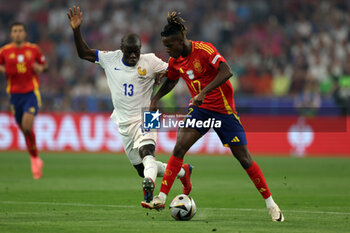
122,58,135,67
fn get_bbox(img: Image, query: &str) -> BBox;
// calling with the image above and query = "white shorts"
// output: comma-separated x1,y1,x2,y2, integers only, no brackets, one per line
118,120,157,165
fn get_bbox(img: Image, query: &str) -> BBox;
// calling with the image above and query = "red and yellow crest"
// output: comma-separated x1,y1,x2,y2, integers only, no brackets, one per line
165,169,173,176
9,52,16,59
25,50,32,60
193,59,202,73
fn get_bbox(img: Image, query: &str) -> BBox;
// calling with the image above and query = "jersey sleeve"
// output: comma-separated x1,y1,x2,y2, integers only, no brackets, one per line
206,43,227,70
150,53,168,73
166,59,180,80
94,49,103,68
95,50,115,69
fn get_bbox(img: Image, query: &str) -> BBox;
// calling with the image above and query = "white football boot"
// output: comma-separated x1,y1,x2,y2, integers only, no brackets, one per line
141,195,165,211
268,204,285,222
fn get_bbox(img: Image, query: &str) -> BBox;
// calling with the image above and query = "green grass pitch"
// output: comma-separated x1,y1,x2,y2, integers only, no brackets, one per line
0,151,349,233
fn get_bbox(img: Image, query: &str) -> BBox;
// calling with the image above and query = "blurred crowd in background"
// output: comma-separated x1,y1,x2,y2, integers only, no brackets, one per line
0,0,349,114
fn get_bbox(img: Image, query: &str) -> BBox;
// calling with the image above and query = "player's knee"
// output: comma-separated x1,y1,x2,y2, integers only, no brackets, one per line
173,143,186,158
231,145,252,169
21,120,33,133
21,124,32,134
139,144,155,159
239,156,253,169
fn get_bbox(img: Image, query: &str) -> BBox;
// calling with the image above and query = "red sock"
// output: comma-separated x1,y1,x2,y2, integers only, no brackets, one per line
24,130,38,158
160,155,183,195
245,161,271,199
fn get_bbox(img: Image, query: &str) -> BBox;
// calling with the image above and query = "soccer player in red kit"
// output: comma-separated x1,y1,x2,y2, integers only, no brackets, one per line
0,22,47,179
142,12,284,222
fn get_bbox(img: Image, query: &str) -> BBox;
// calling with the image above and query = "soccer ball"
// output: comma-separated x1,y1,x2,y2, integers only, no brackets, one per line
169,194,196,221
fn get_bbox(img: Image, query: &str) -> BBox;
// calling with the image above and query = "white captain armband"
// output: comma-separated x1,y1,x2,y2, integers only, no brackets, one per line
211,55,221,64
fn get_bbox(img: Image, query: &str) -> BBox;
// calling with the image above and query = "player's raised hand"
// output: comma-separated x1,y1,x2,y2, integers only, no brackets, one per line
67,5,83,30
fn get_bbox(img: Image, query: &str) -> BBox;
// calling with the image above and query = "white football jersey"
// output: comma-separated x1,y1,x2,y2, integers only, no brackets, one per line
95,50,167,126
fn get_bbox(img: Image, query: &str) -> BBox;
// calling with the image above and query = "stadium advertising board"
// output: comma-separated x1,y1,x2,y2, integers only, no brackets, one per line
0,113,349,157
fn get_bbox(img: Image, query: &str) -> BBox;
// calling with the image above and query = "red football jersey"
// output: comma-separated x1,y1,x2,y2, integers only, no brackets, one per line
0,42,46,94
167,41,237,115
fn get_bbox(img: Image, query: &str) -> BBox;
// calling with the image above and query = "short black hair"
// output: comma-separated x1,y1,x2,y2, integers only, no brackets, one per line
9,22,26,31
161,11,187,37
121,33,141,47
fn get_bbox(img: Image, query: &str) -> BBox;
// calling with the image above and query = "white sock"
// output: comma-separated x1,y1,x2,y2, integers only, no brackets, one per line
177,167,185,178
155,161,185,178
143,155,157,183
265,196,276,208
158,192,167,202
155,161,166,177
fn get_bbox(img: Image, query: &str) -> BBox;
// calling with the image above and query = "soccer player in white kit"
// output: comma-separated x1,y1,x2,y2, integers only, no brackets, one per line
67,6,192,205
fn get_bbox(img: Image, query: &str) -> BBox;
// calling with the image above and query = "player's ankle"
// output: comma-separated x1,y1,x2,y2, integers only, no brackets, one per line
177,167,185,178
265,196,276,208
159,192,167,202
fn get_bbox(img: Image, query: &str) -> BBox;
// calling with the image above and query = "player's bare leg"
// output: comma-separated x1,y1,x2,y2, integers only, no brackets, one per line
230,145,284,222
21,112,43,179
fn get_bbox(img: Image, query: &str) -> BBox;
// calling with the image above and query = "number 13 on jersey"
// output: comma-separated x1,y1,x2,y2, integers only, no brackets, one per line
123,83,134,96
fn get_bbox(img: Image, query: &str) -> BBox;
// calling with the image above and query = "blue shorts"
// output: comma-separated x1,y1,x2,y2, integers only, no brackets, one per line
10,91,40,125
185,106,247,146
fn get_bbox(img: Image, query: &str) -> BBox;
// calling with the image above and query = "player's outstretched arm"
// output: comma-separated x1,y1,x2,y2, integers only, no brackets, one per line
67,5,96,62
150,78,178,111
192,62,233,106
